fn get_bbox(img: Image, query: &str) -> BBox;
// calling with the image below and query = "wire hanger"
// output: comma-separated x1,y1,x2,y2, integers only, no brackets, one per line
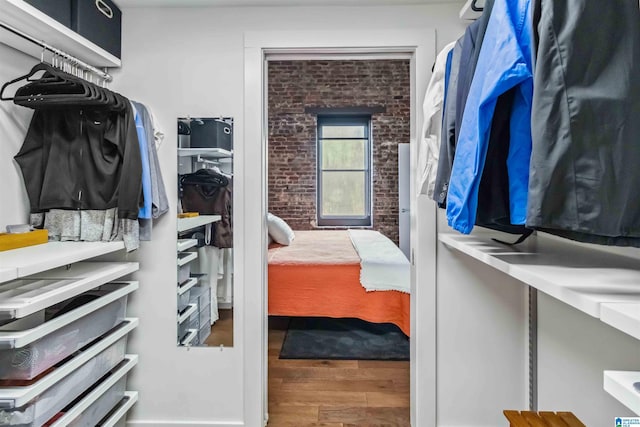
471,0,484,12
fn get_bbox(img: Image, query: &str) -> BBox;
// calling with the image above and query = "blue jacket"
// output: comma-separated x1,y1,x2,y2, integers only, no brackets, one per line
446,0,533,234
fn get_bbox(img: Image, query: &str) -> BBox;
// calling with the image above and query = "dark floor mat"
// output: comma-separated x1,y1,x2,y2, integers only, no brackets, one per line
279,317,409,360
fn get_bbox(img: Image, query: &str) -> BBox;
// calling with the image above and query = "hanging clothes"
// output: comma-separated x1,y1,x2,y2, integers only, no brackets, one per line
446,0,534,234
15,103,142,220
132,101,169,241
527,0,640,246
180,169,233,248
5,65,145,251
416,41,455,197
435,1,495,208
433,36,462,207
131,102,152,220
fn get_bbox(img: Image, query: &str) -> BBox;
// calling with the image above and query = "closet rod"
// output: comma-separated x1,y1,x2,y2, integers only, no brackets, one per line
0,21,112,82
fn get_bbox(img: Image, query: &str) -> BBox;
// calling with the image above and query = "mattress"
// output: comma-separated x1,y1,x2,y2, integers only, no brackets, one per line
268,230,410,336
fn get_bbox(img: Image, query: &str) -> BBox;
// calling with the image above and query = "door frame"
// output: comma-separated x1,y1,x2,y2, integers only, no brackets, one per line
242,29,437,427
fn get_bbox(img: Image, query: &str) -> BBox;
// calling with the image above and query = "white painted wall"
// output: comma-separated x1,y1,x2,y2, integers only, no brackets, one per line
538,293,640,425
0,43,36,229
111,4,465,426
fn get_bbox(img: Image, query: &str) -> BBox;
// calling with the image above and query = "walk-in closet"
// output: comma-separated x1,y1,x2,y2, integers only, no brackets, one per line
0,0,639,426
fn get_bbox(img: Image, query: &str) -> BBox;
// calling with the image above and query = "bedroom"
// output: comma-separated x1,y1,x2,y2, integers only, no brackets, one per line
265,58,412,425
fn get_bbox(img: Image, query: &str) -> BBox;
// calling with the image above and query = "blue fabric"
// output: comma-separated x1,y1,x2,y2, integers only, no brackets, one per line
443,48,454,112
446,0,534,234
133,105,152,219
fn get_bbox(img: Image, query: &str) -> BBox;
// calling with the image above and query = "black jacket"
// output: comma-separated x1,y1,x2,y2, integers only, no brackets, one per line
15,101,142,220
527,0,640,246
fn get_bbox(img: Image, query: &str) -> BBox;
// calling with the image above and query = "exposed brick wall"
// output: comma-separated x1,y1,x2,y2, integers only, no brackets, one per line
268,60,410,243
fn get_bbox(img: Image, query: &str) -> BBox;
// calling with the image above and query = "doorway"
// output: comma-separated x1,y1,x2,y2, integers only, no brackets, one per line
242,30,437,427
266,57,411,425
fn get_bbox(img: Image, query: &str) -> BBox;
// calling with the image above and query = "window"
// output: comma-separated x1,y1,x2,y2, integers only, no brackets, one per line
317,115,372,226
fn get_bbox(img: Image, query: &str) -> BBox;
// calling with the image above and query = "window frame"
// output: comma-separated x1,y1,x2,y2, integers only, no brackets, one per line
316,114,373,227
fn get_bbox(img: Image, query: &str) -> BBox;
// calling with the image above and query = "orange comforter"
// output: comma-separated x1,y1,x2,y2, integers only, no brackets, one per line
268,231,410,336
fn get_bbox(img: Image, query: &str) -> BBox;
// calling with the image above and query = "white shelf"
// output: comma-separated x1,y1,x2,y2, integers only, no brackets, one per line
99,392,139,427
49,355,138,427
178,148,232,158
0,318,137,407
604,371,640,415
439,234,640,318
0,267,17,284
601,303,640,341
0,241,126,283
459,0,484,20
180,329,198,347
178,238,198,252
178,277,198,296
177,251,198,267
177,215,221,233
0,281,138,349
0,262,138,321
178,303,197,324
0,0,121,67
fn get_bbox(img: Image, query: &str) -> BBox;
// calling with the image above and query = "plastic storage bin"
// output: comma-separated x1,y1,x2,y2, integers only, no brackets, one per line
0,327,129,426
178,289,191,313
198,303,210,329
178,313,197,343
68,370,127,427
0,283,132,381
198,323,211,345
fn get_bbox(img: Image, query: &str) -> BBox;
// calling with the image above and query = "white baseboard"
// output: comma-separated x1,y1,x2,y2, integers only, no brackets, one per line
218,302,233,310
127,421,243,427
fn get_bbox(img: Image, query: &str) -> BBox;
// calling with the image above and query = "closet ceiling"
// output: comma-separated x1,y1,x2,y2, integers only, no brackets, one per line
116,0,461,7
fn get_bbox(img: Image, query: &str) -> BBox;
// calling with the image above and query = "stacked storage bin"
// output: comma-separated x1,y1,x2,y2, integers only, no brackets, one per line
177,239,199,346
0,243,140,426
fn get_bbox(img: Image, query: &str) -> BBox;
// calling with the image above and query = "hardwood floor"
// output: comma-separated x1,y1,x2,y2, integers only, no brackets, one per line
205,308,233,347
267,317,410,427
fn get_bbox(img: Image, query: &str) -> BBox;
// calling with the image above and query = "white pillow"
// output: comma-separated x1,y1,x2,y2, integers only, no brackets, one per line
267,213,295,245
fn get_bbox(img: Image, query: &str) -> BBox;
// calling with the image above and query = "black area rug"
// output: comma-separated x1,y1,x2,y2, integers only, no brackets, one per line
279,317,409,360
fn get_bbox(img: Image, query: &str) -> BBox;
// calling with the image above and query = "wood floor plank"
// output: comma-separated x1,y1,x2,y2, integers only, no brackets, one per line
319,407,410,424
365,392,410,408
270,359,360,369
272,367,410,381
358,361,410,369
268,318,409,425
272,379,396,393
270,390,368,406
269,422,343,427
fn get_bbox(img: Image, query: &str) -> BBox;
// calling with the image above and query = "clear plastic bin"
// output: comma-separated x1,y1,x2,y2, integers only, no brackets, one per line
198,323,211,344
177,289,190,313
178,314,197,343
0,285,129,381
0,332,127,426
68,370,127,427
177,263,191,284
198,304,210,329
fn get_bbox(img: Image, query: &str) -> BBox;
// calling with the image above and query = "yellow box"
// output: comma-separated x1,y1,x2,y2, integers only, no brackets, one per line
178,212,200,218
0,229,49,252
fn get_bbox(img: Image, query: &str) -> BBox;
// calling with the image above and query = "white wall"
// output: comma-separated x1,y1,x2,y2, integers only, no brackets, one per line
0,43,36,228
112,4,465,426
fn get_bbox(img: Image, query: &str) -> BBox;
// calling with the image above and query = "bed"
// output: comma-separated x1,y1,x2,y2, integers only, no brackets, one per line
268,230,410,336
